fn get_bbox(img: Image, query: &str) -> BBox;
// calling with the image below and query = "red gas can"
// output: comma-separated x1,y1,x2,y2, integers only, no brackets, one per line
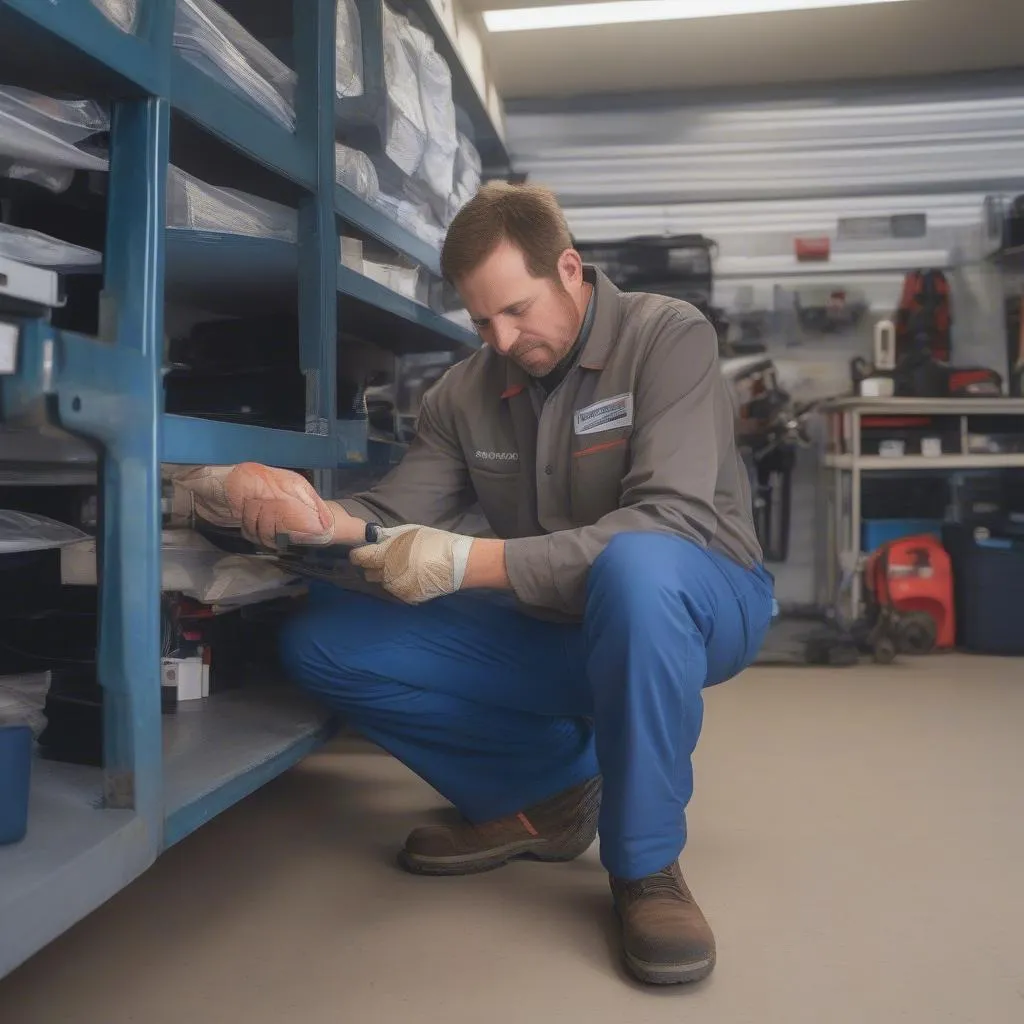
863,534,956,652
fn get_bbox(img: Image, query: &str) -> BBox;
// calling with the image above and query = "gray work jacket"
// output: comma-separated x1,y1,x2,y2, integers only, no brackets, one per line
341,268,762,618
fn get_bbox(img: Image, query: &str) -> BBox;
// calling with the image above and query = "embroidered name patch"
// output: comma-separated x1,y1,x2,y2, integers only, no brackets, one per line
574,393,634,436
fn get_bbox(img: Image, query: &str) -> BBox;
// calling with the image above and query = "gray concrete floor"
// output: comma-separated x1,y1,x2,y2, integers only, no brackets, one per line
2,654,1023,1024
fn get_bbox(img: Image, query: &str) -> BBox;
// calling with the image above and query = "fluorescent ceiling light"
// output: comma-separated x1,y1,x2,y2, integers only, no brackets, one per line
483,0,915,33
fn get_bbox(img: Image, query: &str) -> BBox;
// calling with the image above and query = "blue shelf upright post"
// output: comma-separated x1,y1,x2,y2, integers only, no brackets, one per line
92,97,169,826
295,0,341,443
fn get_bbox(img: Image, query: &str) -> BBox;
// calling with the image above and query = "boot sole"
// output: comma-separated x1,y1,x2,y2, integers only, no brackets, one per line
398,837,594,877
624,951,716,986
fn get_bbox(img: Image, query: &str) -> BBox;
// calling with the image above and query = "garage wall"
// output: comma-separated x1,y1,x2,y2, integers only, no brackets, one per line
505,71,1024,602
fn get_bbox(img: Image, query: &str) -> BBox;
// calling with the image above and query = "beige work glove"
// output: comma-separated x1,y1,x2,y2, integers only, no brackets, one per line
167,462,345,548
349,525,474,605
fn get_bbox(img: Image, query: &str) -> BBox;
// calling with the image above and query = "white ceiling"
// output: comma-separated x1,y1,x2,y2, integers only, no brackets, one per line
463,0,1024,101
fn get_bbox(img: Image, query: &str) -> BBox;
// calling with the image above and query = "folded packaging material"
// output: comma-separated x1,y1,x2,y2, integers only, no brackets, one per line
174,0,297,132
405,23,458,201
167,166,298,241
336,0,364,99
335,142,379,201
61,530,298,606
381,4,427,177
0,86,109,171
362,258,420,303
91,0,138,32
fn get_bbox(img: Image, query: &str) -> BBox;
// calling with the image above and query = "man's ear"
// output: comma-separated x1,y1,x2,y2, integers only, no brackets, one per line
558,248,584,288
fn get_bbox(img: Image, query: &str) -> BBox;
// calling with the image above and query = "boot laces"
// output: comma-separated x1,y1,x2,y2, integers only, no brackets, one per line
622,865,693,903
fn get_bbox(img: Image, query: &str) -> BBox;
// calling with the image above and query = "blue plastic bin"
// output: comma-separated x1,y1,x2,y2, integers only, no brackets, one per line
0,724,32,845
861,518,943,554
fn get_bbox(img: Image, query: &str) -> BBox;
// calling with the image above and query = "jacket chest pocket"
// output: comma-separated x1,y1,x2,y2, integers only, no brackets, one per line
469,466,523,539
570,430,630,526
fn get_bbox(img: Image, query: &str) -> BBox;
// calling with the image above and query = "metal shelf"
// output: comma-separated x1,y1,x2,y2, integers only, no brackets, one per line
337,263,479,354
335,187,441,276
163,689,336,847
0,758,152,979
0,0,489,977
0,1,164,97
170,54,316,193
825,453,1024,471
820,397,1024,415
161,414,354,468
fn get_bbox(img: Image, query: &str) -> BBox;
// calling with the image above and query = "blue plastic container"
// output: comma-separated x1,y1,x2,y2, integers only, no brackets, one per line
0,724,32,845
861,518,943,554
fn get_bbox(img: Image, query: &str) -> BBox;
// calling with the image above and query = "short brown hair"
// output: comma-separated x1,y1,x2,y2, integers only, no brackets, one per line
441,181,574,284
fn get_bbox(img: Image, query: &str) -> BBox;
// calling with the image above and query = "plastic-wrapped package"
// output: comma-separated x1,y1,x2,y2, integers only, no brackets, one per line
362,257,420,302
336,0,364,99
91,0,138,33
446,132,482,223
0,161,75,194
61,530,298,605
0,225,101,269
381,5,427,177
0,87,109,171
443,308,474,333
0,673,49,737
174,0,297,132
369,191,445,250
167,166,298,242
406,24,457,201
335,142,379,200
0,511,90,553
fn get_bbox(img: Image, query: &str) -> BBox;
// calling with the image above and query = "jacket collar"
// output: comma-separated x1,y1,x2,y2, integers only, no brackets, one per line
502,266,621,398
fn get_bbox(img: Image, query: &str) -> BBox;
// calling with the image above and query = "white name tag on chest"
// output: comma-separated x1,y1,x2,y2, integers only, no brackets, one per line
574,393,634,435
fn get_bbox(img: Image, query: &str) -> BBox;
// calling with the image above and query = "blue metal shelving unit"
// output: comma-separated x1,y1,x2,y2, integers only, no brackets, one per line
0,0,502,979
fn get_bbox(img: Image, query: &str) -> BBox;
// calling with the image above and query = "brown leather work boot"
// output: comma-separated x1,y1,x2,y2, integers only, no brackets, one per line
399,776,601,876
610,861,716,985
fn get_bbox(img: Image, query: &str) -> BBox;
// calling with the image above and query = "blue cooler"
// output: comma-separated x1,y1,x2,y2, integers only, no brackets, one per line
0,724,32,845
861,518,943,554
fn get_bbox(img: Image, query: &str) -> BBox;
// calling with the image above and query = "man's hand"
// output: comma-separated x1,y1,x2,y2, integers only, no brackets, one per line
349,525,476,605
170,463,365,548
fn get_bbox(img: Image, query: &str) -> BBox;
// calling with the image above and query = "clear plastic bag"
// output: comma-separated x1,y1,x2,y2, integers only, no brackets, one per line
0,225,101,269
62,530,297,605
91,0,138,33
0,511,90,553
336,0,364,99
447,134,482,224
174,0,297,132
0,161,75,193
0,86,109,171
368,191,444,250
0,673,49,736
382,5,427,177
406,25,457,201
335,142,379,200
167,166,298,242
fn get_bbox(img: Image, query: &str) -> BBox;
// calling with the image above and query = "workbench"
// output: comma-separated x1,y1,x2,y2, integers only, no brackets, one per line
816,395,1024,620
